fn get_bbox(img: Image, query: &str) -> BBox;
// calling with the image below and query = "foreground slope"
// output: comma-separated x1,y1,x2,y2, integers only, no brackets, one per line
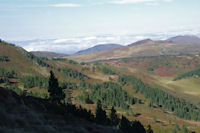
0,87,120,133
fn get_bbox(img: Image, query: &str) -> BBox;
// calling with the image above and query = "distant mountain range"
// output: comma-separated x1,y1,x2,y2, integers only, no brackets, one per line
76,44,123,55
68,35,200,62
31,51,68,58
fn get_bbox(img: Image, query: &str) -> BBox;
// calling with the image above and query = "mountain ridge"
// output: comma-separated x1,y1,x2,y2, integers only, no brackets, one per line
68,35,200,62
31,51,68,58
75,44,123,55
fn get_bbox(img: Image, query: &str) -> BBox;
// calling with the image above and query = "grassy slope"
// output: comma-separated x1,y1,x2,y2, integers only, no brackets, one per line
0,41,101,84
99,56,200,101
0,42,45,76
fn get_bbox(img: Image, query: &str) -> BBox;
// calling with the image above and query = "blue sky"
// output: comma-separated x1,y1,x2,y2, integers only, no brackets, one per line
0,0,200,41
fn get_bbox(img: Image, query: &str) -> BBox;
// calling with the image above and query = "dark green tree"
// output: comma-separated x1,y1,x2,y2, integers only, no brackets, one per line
181,125,189,133
65,89,72,104
171,129,176,133
174,124,180,131
95,100,107,124
146,125,153,133
48,71,65,104
119,115,146,133
92,66,96,73
131,121,146,133
119,115,131,131
110,106,119,126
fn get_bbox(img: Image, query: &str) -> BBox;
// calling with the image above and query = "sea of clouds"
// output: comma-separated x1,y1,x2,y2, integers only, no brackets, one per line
11,30,200,54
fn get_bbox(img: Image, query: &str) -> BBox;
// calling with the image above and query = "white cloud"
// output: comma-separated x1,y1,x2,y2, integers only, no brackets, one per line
146,2,159,6
163,0,173,2
111,0,174,4
112,0,155,4
83,36,97,41
53,39,68,43
50,3,81,7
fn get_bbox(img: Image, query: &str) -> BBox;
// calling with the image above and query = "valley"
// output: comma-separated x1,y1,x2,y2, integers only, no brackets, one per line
1,37,200,133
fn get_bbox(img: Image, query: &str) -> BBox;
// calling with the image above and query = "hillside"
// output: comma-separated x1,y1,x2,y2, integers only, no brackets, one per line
1,40,200,133
98,55,200,104
167,35,200,45
76,44,123,55
31,51,68,58
68,36,200,63
0,41,51,77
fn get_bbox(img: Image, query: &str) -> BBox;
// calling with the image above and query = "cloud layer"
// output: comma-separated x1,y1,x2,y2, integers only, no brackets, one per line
49,0,174,8
11,28,200,54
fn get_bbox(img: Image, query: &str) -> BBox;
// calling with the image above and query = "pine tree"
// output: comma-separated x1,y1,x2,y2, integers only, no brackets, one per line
131,121,146,133
65,89,72,104
146,125,153,133
181,125,189,133
174,123,180,131
48,71,65,104
110,106,119,126
92,66,95,73
119,115,131,131
95,100,107,124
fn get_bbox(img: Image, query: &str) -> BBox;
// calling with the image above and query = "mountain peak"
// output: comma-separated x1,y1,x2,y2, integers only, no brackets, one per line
128,39,154,46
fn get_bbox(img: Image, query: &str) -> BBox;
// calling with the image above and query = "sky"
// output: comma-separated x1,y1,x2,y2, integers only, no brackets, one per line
0,0,200,53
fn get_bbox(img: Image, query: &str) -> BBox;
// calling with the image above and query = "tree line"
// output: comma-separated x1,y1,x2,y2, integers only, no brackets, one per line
0,56,9,62
26,52,52,68
57,68,88,79
0,68,16,84
118,74,200,121
20,76,49,89
20,75,77,90
78,81,142,110
174,68,200,81
102,66,116,75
